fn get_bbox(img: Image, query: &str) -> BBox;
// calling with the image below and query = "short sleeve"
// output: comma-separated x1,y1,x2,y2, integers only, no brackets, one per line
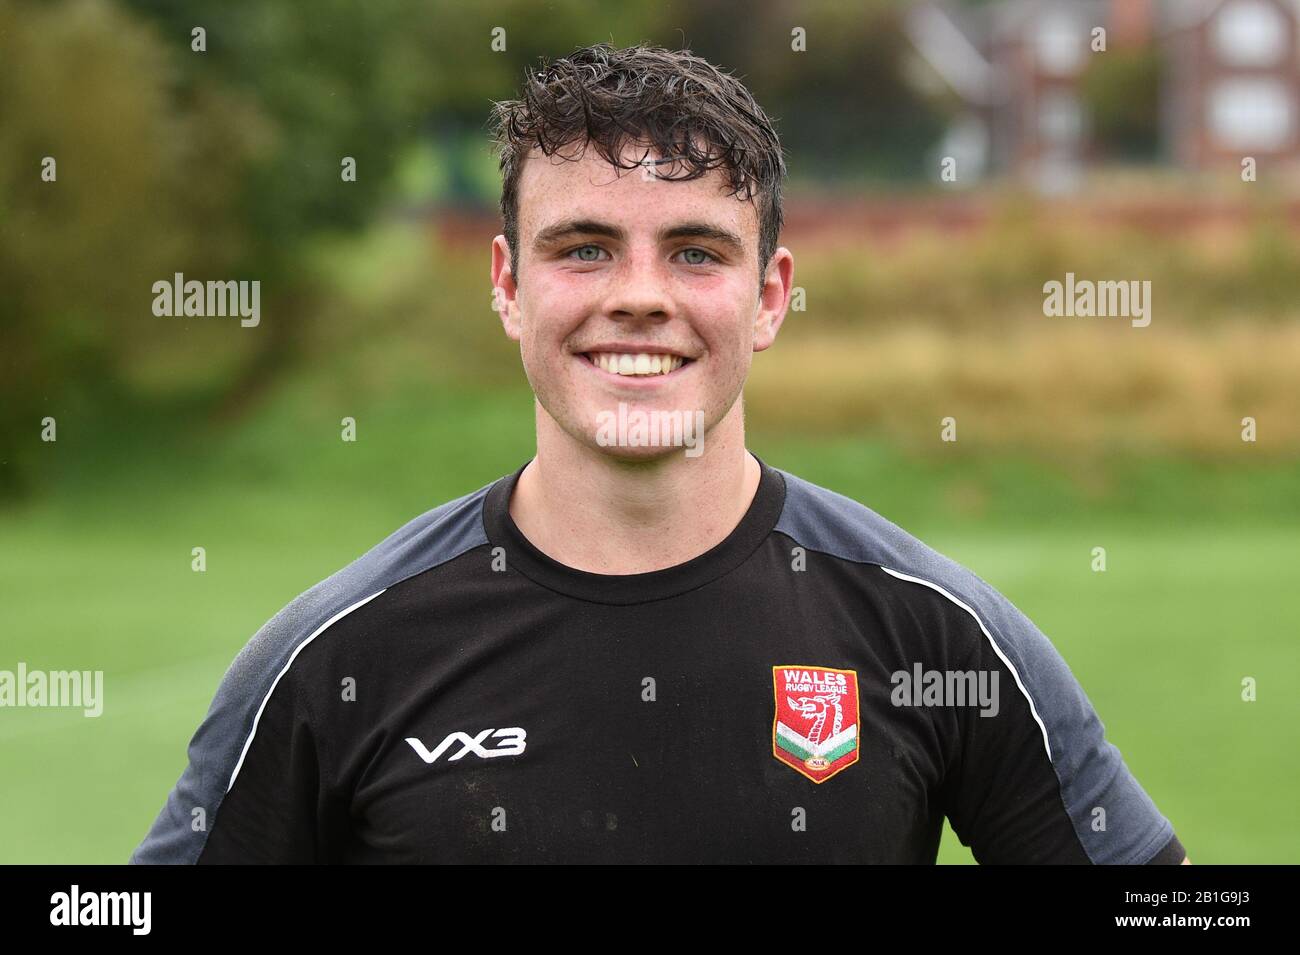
195,667,326,863
939,596,1180,865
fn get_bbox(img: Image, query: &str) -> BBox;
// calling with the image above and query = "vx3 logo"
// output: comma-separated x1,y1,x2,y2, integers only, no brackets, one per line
405,727,527,764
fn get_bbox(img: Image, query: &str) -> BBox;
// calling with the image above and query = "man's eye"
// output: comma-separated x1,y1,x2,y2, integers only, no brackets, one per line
679,248,715,266
568,245,606,262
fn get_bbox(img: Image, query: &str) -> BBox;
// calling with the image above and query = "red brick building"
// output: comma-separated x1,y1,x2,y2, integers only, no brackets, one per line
907,0,1300,186
1164,0,1300,170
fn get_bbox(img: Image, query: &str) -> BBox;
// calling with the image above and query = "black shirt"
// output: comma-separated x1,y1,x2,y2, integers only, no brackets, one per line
131,455,1185,864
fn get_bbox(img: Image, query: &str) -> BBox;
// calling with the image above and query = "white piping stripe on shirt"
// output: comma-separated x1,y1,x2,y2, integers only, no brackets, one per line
880,566,1052,763
226,588,388,792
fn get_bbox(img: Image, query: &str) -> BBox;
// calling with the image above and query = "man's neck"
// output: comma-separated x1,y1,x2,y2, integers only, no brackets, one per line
508,401,761,575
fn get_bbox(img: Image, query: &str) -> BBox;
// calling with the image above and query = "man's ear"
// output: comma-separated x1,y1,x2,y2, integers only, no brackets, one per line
491,235,522,341
753,246,794,353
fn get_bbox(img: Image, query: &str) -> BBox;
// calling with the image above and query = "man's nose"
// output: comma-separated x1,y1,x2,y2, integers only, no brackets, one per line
604,250,672,321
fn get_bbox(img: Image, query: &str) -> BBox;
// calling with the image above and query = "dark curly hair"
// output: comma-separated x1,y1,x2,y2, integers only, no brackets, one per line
489,42,787,287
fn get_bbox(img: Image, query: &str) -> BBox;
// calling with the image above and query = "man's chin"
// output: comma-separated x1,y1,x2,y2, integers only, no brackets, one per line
577,399,710,456
586,443,703,465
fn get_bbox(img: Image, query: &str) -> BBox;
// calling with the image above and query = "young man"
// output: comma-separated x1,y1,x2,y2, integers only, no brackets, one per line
131,43,1187,864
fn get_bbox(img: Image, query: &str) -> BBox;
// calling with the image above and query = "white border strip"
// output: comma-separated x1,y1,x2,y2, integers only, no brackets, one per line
226,589,388,792
880,567,1052,762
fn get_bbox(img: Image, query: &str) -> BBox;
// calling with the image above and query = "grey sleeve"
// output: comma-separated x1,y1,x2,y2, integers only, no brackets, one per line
927,572,1180,864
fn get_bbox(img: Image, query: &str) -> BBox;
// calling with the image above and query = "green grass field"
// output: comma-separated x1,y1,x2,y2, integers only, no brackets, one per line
2,382,1296,863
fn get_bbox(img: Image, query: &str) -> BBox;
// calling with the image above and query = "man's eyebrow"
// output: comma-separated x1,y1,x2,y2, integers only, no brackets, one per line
532,218,745,255
533,219,624,248
659,222,745,255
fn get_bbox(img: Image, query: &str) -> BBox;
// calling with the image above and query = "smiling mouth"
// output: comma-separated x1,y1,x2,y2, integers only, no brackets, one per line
582,352,694,377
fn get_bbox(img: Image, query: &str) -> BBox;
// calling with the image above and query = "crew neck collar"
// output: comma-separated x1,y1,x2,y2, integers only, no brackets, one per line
482,452,786,605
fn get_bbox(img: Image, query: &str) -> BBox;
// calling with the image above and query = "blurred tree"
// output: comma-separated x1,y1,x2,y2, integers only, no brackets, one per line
1082,47,1163,162
117,0,445,414
0,0,268,495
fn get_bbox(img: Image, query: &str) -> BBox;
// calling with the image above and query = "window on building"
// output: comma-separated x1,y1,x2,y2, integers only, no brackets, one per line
1034,12,1084,76
1208,78,1294,149
1213,0,1288,67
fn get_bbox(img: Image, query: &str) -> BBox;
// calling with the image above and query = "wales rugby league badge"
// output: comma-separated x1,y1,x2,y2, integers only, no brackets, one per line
772,665,860,783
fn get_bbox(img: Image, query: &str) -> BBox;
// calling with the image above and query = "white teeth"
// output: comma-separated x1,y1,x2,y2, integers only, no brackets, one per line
587,352,686,376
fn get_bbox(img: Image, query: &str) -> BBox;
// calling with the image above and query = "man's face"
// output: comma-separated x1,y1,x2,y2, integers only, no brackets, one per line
491,140,792,461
